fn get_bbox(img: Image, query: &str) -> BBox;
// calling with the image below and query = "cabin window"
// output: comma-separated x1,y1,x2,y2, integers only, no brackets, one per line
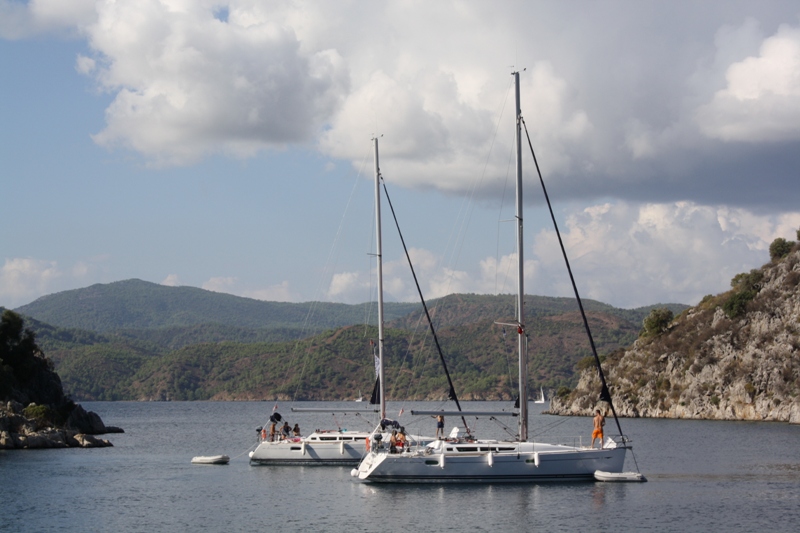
290,447,301,451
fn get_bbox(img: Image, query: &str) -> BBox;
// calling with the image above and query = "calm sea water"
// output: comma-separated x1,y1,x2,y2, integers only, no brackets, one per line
2,401,800,532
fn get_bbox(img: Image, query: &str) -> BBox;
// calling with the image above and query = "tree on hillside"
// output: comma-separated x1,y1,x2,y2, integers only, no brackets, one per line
1,310,43,392
641,308,673,337
0,310,70,410
769,238,794,261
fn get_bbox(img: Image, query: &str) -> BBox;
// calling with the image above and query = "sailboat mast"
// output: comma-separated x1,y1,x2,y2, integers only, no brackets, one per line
514,71,529,442
373,137,387,421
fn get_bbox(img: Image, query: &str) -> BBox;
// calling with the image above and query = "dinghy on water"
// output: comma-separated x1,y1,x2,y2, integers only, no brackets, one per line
191,455,230,465
594,470,646,482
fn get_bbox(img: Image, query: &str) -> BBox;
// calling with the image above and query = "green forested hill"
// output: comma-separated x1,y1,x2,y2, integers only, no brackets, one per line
390,293,686,330
14,279,421,332
9,281,688,401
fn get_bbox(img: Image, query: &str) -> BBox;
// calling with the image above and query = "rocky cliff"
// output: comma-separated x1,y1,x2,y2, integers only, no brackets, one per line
550,246,800,423
0,310,121,449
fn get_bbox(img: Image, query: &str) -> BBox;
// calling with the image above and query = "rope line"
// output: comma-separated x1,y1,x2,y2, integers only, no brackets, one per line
520,116,625,441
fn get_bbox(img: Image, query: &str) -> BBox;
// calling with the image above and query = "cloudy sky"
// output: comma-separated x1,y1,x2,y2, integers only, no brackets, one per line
2,0,800,311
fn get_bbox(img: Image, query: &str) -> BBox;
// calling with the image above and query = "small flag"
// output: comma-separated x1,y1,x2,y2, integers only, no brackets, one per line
272,403,278,412
398,408,404,417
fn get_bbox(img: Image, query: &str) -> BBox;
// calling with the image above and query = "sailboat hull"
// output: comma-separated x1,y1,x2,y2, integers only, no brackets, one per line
353,442,627,483
250,433,370,465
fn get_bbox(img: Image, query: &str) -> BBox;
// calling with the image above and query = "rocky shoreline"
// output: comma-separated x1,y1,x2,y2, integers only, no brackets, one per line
550,247,800,424
2,309,125,450
0,401,123,450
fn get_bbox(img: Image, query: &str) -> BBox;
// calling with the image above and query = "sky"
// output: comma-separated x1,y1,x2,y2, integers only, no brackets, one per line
2,0,800,311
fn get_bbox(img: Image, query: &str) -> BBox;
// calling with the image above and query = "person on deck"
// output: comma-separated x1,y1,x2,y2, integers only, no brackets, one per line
591,410,605,449
389,430,398,453
396,429,407,452
292,424,301,437
280,422,291,439
435,415,444,439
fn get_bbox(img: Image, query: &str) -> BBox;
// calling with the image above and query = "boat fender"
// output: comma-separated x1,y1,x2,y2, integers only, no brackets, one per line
365,437,370,452
533,452,540,467
301,441,306,455
439,453,446,469
261,428,267,441
487,451,493,467
340,441,345,454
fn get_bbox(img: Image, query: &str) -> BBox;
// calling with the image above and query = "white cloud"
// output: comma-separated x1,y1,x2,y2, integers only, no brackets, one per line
244,280,294,302
0,255,115,308
202,276,238,293
0,0,96,39
75,54,95,74
73,1,349,165
319,60,590,192
201,276,296,302
321,201,800,309
162,274,181,286
6,1,800,209
327,271,365,302
0,258,62,307
527,202,800,307
697,23,800,142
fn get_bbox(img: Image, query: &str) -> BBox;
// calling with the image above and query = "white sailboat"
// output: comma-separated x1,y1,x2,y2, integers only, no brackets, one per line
352,71,630,483
249,138,390,466
534,387,546,404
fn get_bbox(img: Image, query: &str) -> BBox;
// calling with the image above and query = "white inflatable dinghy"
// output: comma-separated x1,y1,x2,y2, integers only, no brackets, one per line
191,455,230,465
594,470,646,482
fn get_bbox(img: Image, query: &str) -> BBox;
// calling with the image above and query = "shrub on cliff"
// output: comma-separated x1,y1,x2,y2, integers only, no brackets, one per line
641,308,673,337
723,269,763,319
770,238,794,261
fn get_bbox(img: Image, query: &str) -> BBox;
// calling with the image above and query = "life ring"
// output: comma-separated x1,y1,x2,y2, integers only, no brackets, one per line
365,437,370,452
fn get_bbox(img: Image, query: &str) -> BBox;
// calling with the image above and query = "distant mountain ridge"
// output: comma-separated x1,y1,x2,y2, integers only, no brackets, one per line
15,279,421,332
11,279,689,401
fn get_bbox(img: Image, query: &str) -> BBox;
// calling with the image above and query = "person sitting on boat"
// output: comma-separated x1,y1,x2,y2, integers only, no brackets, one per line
280,422,291,440
389,430,398,453
396,429,407,452
591,409,605,449
292,424,301,437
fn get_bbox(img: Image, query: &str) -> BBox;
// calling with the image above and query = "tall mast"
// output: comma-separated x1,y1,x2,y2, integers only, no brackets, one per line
373,137,387,421
514,71,529,442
